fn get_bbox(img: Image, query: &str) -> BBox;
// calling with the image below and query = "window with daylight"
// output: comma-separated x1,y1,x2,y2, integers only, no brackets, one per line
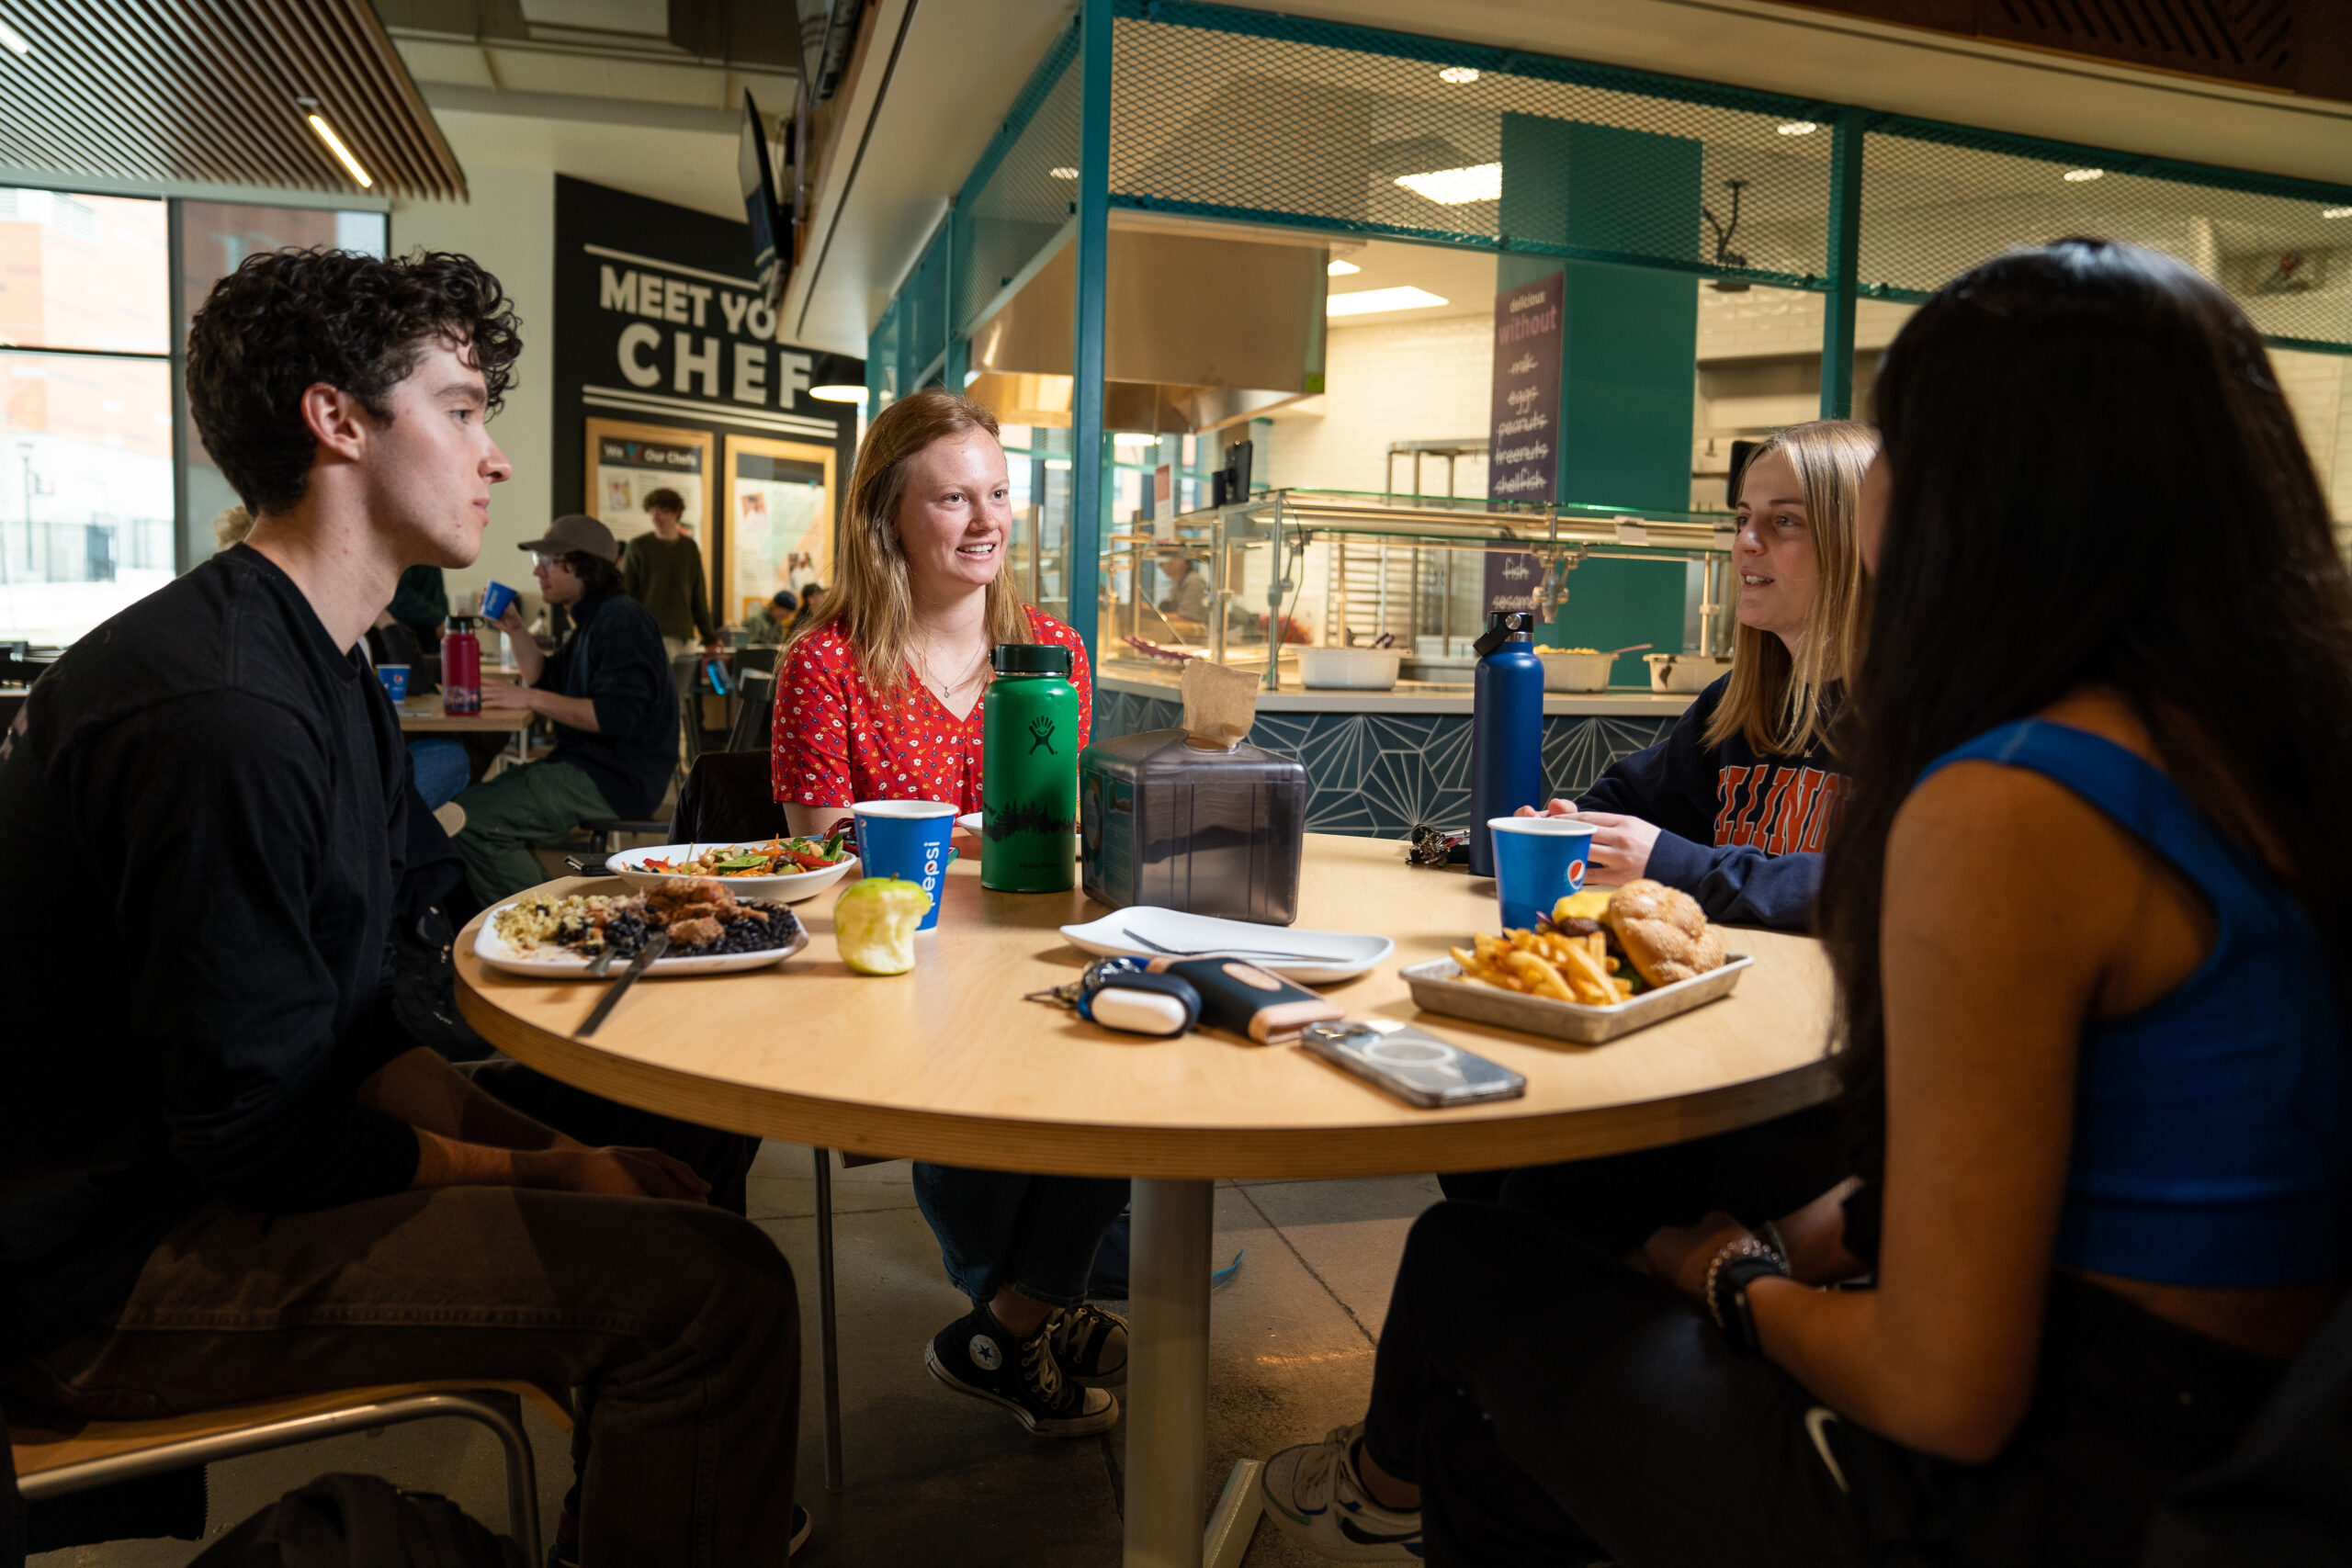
0,187,387,649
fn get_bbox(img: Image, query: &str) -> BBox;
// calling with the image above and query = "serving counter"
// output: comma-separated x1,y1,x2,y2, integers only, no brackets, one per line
1095,664,1691,839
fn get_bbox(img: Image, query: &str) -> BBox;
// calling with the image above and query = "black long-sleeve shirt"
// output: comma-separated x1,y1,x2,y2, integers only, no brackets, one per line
0,544,421,1353
539,588,677,820
1577,676,1847,930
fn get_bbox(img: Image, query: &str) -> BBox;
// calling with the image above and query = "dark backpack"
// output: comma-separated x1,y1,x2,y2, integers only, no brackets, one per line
189,1473,519,1568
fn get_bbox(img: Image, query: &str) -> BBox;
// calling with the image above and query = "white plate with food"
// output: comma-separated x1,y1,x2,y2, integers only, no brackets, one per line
607,840,857,903
476,886,809,979
1058,907,1393,984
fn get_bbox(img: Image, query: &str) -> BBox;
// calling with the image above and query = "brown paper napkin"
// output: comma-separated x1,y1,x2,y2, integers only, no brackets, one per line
1180,660,1258,750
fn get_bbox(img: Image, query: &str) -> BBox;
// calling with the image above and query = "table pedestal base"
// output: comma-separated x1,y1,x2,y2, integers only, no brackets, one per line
1125,1178,1214,1568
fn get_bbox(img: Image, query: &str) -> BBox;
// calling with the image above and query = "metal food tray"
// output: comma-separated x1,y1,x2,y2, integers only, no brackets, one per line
1401,953,1753,1044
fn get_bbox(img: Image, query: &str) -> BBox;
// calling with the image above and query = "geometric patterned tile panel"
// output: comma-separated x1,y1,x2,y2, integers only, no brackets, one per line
1093,690,1673,839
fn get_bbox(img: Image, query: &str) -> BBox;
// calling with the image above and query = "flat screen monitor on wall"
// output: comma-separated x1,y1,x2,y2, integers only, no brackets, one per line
740,91,785,307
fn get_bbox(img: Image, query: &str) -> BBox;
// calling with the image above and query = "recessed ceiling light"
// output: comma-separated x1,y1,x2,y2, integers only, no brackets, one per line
1328,286,1449,317
1776,121,1817,136
1438,66,1479,84
305,112,372,188
1394,163,1501,205
1328,259,1361,276
1049,165,1079,180
0,17,33,55
2064,167,2104,182
809,384,867,403
1113,432,1159,448
2324,207,2352,219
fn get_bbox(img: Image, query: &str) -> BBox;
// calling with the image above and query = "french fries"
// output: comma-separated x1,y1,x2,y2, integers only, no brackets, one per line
1449,925,1634,1005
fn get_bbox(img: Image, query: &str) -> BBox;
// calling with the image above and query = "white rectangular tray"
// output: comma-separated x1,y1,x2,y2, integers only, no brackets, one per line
1401,953,1753,1044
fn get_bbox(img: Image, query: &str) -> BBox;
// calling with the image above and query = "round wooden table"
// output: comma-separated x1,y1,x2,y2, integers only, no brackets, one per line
455,833,1837,1568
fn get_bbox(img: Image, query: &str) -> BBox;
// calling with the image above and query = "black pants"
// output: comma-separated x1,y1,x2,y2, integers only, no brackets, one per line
1363,1202,2280,1568
1436,1101,1849,1256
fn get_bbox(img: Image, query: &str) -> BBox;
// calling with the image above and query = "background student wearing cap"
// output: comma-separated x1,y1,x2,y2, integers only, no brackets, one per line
450,513,677,902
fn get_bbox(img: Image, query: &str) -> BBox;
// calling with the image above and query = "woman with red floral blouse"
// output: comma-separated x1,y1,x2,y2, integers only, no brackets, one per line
771,389,1125,1438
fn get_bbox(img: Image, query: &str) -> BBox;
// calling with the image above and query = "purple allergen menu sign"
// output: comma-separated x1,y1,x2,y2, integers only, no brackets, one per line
1485,272,1564,616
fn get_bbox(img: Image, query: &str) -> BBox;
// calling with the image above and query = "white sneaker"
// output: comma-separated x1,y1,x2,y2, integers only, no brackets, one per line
1261,1421,1424,1562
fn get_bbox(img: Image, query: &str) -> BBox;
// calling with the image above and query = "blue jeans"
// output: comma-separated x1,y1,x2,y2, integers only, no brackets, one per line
911,1164,1131,1309
409,738,472,810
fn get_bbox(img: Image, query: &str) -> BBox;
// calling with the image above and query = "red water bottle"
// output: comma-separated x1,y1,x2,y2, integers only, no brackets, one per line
441,615,481,716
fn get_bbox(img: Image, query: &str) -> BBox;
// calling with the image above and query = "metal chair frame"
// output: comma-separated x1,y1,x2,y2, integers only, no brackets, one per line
13,1385,545,1561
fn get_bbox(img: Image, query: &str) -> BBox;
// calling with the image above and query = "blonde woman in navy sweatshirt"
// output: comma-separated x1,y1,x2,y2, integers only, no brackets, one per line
1438,419,1879,1221
1535,417,1877,929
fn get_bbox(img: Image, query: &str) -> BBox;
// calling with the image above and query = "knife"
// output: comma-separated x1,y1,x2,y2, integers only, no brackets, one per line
578,931,668,1037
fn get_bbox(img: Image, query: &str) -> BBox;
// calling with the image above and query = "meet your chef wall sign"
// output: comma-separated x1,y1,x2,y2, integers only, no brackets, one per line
595,261,816,412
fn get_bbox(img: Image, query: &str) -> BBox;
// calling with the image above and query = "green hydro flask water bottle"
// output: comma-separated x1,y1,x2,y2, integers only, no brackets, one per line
981,642,1080,892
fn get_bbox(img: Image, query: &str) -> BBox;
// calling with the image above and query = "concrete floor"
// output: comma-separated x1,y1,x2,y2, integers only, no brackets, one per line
29,1142,1442,1567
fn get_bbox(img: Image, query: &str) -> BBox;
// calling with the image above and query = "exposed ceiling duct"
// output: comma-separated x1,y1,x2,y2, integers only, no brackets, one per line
967,220,1329,434
0,0,464,200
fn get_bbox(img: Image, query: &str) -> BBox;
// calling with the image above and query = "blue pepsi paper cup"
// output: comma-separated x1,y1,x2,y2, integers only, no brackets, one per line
1487,816,1597,933
480,581,520,622
851,800,960,931
376,663,410,703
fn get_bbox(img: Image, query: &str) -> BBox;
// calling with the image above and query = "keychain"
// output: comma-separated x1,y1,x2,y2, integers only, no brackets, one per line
1026,955,1203,1037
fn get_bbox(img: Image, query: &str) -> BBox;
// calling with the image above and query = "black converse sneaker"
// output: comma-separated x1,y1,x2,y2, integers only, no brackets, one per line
1047,1303,1129,1388
924,1303,1119,1437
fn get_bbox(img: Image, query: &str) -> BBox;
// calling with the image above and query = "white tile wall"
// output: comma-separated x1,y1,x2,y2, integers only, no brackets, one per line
1265,312,1496,499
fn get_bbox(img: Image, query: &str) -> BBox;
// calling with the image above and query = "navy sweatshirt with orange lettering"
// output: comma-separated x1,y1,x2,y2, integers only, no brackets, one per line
1576,676,1845,931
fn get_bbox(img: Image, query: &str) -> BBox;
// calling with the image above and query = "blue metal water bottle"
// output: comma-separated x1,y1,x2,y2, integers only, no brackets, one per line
1467,610,1545,878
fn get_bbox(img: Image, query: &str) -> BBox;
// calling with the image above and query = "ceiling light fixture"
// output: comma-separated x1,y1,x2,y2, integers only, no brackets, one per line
1776,121,1817,136
305,112,373,188
1393,163,1501,206
1113,432,1159,448
0,17,31,55
1438,66,1479,84
2324,207,2352,220
2064,167,2104,182
1327,258,1361,276
1049,165,1079,180
1327,286,1449,317
809,384,867,403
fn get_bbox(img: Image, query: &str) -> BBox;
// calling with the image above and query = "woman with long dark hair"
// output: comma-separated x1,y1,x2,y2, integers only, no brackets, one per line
1257,240,2352,1564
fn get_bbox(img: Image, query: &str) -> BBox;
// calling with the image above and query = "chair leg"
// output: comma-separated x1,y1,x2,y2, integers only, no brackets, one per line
813,1146,843,1494
476,1388,545,1564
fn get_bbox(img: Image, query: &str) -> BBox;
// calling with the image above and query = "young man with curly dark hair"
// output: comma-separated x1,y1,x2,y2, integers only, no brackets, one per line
0,249,802,1566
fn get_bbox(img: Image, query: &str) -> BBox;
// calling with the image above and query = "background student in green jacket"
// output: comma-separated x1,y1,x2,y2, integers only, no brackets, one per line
620,486,722,660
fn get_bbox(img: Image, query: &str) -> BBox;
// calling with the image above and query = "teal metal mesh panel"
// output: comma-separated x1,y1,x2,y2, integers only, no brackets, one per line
1861,118,2352,350
953,22,1081,335
899,216,953,385
1106,1,1836,288
867,294,900,406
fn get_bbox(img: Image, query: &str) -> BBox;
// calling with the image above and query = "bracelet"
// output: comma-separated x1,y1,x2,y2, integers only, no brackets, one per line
1703,1235,1791,1358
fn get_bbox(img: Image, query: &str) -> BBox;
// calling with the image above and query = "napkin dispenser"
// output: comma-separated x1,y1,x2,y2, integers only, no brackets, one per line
1079,662,1306,925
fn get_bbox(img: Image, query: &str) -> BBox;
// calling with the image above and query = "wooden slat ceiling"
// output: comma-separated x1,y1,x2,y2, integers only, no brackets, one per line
0,0,465,201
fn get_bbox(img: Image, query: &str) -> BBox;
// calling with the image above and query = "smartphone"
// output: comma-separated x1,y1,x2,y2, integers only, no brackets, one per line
1298,1020,1526,1109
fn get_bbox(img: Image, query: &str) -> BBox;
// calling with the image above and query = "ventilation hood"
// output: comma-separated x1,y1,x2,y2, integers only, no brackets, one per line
964,220,1328,434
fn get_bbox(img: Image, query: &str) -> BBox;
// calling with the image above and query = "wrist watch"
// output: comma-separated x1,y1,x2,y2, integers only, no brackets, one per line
1704,1235,1791,1358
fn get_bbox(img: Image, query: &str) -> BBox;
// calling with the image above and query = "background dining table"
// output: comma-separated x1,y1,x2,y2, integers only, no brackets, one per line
394,674,532,761
454,831,1839,1568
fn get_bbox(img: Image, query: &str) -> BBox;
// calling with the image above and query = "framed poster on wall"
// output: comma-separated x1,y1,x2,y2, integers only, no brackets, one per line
722,434,836,623
585,418,717,552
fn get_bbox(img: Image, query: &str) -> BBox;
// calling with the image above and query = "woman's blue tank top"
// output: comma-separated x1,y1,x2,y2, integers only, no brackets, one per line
1919,720,2349,1288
